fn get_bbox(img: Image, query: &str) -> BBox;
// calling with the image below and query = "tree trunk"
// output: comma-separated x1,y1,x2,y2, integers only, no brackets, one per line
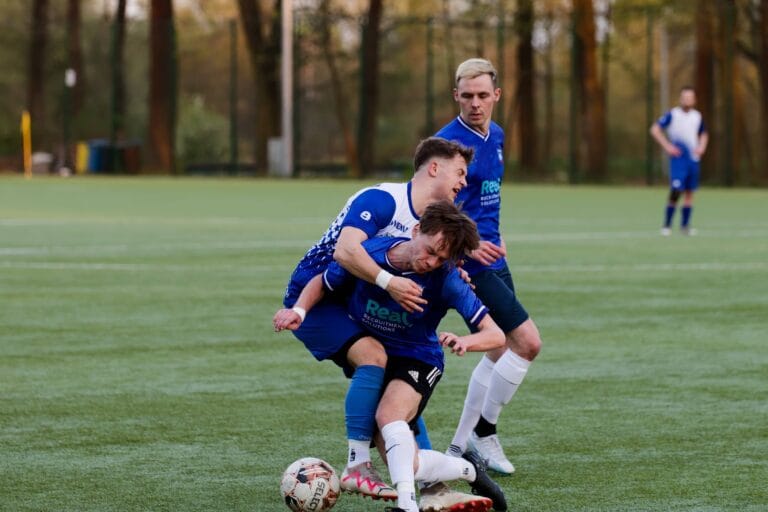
515,0,538,177
695,0,716,183
148,0,176,172
574,0,606,181
542,5,554,175
111,0,127,142
318,0,360,177
357,0,383,176
27,0,48,148
237,0,281,176
66,0,84,117
759,0,768,182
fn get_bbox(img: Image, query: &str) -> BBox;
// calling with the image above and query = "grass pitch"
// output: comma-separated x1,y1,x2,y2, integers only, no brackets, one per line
1,176,766,511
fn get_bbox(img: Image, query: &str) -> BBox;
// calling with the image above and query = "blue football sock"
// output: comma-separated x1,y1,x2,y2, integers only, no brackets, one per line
664,205,675,228
681,206,692,227
414,415,432,450
345,365,385,441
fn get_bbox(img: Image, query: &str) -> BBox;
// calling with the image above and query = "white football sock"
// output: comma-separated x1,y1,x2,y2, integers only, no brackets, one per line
381,420,418,512
347,439,370,467
481,350,530,424
415,449,476,484
450,355,494,451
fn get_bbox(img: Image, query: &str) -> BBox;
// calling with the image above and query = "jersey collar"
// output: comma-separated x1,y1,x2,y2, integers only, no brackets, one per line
457,116,490,142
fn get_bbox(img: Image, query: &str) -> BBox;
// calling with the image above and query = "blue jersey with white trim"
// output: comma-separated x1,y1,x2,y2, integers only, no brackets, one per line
657,107,706,162
322,237,489,370
283,182,419,305
436,116,506,276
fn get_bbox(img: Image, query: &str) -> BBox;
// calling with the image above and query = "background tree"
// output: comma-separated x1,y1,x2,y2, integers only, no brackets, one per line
573,0,606,181
759,0,768,183
357,0,382,176
111,0,127,143
148,0,177,172
318,0,360,177
66,0,84,118
695,0,717,182
27,0,49,148
515,0,538,177
237,0,280,176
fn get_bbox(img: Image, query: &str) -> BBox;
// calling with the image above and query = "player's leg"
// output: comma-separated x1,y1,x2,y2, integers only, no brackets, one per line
377,379,424,512
680,160,699,234
663,157,685,235
292,301,395,500
456,268,539,474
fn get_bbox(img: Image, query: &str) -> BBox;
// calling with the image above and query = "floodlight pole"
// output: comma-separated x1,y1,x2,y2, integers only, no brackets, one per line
281,0,294,177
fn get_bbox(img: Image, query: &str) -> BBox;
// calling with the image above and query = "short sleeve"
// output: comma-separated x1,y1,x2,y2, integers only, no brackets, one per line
441,269,489,329
340,189,397,238
657,111,672,128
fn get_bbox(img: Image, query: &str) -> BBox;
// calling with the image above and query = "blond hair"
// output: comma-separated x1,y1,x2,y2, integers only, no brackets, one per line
455,58,497,86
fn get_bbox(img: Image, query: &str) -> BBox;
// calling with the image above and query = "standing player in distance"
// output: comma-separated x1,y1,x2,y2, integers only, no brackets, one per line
434,58,543,475
281,138,473,501
275,201,508,512
650,86,709,236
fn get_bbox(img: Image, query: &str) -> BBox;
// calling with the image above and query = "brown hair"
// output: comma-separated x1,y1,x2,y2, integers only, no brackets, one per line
413,137,474,172
418,200,480,262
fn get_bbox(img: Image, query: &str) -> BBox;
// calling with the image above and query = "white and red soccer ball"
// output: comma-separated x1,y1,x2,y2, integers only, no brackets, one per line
280,457,340,511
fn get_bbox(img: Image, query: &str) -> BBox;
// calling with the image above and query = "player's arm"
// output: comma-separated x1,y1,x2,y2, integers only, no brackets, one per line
650,122,681,157
272,274,325,332
695,130,709,158
439,315,504,356
335,226,427,313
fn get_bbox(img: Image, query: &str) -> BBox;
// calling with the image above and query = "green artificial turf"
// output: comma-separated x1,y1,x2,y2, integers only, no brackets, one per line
1,176,766,511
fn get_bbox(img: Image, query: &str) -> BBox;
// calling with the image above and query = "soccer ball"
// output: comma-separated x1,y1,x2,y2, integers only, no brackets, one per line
280,457,340,511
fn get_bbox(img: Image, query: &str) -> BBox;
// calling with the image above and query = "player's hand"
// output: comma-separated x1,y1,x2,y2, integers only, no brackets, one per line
666,144,682,157
694,146,706,158
273,308,302,332
456,266,474,288
387,275,427,313
469,240,506,266
439,332,468,356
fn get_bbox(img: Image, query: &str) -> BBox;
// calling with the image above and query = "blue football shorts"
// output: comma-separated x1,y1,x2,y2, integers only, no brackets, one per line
291,296,366,367
669,156,700,192
467,265,530,334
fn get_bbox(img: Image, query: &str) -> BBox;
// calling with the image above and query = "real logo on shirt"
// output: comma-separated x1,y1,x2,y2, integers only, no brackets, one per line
364,299,413,327
497,148,503,163
360,211,372,221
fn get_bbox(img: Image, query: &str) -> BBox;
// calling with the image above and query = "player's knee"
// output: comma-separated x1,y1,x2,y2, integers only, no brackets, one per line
348,337,387,368
669,189,681,203
507,320,542,361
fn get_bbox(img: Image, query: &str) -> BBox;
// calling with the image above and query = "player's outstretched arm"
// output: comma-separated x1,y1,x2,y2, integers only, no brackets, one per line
439,315,504,356
334,226,427,313
272,274,325,332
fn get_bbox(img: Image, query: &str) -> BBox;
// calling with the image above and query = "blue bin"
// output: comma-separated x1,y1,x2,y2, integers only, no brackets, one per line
87,139,109,173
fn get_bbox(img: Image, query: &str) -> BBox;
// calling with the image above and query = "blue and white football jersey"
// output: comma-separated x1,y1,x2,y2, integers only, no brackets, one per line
322,237,489,370
657,107,706,162
283,182,419,304
436,116,506,276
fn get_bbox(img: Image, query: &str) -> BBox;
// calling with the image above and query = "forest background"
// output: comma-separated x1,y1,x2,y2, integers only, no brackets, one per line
3,0,768,186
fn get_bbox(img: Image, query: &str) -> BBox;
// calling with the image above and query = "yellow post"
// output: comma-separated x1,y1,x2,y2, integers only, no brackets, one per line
21,110,32,179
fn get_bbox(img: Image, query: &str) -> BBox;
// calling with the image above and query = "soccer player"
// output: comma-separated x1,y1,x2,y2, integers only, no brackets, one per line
650,86,709,236
434,58,543,476
274,201,508,512
279,138,473,501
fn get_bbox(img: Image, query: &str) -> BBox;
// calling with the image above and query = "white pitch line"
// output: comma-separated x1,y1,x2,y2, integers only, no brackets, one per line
0,217,327,227
0,261,765,273
0,261,290,272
